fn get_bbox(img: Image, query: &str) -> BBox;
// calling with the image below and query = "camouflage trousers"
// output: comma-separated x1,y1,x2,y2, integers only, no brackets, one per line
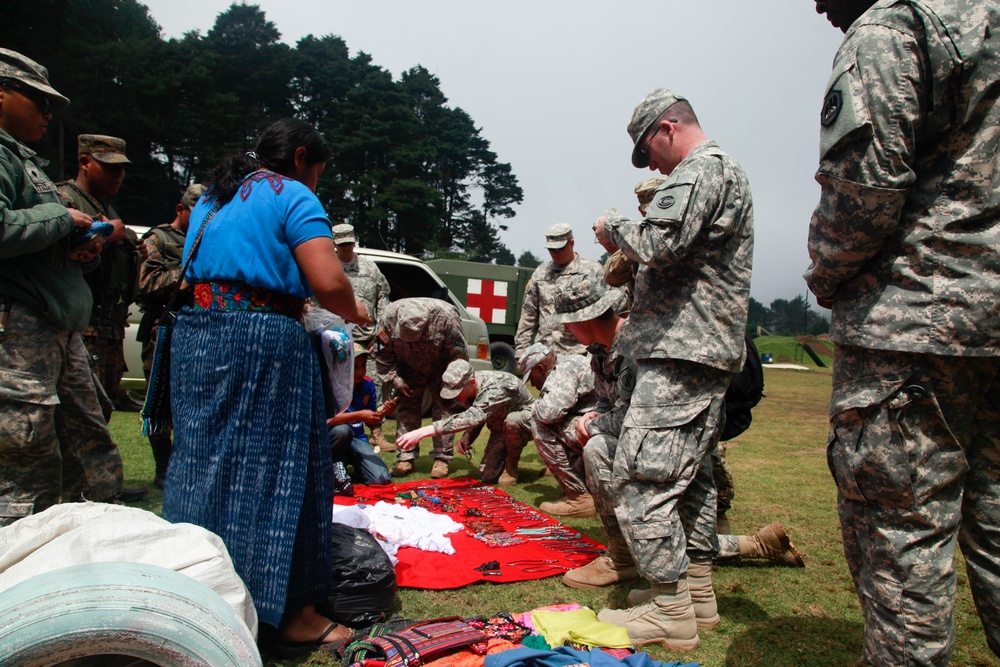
0,303,124,525
532,415,588,496
611,358,729,583
81,329,126,401
713,441,734,515
394,375,459,463
828,345,1000,667
478,409,533,483
583,432,629,547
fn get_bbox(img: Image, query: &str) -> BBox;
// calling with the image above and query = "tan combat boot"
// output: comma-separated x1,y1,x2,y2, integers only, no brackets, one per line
687,560,720,630
369,425,394,453
563,534,637,589
598,579,700,652
539,492,597,518
390,461,414,477
431,460,449,479
497,451,520,486
739,522,805,566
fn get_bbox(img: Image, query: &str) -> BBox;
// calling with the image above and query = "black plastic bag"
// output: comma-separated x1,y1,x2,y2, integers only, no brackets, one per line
319,523,397,628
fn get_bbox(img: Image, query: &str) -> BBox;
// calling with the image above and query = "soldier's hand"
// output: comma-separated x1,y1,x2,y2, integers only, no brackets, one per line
455,433,472,456
396,425,434,451
348,300,372,326
575,411,598,445
69,208,93,229
105,218,127,243
398,383,414,398
72,239,103,263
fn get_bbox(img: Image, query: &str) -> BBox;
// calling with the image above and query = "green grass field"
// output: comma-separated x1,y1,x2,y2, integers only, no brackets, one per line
108,364,997,667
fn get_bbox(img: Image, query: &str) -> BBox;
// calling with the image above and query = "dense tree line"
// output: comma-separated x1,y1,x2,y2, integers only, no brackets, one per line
2,1,523,261
748,294,829,337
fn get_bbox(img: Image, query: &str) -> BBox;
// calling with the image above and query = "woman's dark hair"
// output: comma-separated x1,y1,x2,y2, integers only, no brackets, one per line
205,118,333,204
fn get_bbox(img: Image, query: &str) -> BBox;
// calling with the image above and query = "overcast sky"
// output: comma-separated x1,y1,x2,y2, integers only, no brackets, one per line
143,0,844,306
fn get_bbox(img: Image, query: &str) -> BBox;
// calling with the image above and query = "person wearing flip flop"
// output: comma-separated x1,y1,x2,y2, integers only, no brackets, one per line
394,358,534,485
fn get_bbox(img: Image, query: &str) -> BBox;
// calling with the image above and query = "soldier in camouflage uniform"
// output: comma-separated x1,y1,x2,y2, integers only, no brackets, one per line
514,224,609,358
519,342,598,518
593,88,753,651
332,223,393,451
375,297,468,479
58,134,141,416
0,50,125,525
394,358,534,485
136,183,204,488
807,2,1000,664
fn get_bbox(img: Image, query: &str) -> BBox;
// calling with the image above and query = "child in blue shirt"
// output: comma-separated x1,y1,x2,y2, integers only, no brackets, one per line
326,344,392,485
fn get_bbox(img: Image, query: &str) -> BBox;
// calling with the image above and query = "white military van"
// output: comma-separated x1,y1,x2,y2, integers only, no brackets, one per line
120,235,491,391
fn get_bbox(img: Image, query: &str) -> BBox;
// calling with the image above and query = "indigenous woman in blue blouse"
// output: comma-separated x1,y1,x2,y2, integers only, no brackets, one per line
162,118,368,655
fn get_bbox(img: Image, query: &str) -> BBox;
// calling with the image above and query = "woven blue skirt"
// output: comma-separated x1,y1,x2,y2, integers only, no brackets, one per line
162,306,332,628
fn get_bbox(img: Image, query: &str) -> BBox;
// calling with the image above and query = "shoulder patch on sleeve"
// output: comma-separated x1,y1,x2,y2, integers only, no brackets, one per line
646,182,694,223
819,59,872,159
376,328,391,345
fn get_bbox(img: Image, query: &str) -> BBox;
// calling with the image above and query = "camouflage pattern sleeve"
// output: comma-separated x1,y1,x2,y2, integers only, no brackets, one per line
533,354,596,424
374,325,402,390
443,312,469,363
434,406,489,436
513,275,539,358
604,154,741,271
803,23,919,302
137,233,182,303
374,268,390,326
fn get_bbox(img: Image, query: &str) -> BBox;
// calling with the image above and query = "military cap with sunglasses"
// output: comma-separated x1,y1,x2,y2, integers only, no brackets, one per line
628,88,687,169
0,48,70,114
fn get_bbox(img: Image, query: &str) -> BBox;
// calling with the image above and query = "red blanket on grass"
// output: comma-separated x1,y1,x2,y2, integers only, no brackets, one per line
333,477,605,589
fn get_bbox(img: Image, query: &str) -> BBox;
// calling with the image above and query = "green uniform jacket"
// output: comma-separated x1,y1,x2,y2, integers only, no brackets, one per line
0,129,91,331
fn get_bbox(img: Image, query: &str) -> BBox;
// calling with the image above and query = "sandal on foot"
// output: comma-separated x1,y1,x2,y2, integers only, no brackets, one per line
270,621,344,658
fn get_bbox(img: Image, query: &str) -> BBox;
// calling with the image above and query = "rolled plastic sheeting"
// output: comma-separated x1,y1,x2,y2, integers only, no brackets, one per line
0,562,262,667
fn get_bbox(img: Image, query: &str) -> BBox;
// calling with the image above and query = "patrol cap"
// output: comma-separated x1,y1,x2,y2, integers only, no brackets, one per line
78,134,131,164
440,359,474,399
518,342,553,384
353,341,369,358
556,275,619,324
332,223,356,245
628,88,687,169
180,183,205,209
0,48,70,111
545,223,573,250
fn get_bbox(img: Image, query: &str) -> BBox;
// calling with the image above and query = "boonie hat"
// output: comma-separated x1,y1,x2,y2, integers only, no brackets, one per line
0,48,70,111
518,342,552,384
332,223,357,245
78,134,131,164
440,359,474,399
556,276,620,324
545,223,573,250
628,88,687,169
353,341,369,358
180,183,205,209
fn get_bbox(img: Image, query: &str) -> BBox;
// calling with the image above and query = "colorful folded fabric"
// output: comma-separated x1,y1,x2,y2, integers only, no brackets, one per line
529,609,631,649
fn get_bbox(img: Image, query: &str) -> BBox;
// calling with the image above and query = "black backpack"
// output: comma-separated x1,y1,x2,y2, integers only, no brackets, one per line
720,334,765,441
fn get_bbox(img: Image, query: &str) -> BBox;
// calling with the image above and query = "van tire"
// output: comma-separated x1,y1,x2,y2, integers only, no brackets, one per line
0,562,262,666
490,341,516,373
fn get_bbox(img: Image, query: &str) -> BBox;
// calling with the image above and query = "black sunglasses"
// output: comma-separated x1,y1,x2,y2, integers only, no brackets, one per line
0,78,53,115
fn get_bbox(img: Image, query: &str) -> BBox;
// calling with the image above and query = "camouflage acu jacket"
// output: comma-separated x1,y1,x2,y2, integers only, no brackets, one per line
605,140,754,373
341,253,389,346
533,353,598,426
433,370,534,435
374,297,468,389
805,0,1000,356
514,254,607,358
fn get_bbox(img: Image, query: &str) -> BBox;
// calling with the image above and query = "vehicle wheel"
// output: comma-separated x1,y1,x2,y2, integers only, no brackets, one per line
0,562,261,666
490,341,516,373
